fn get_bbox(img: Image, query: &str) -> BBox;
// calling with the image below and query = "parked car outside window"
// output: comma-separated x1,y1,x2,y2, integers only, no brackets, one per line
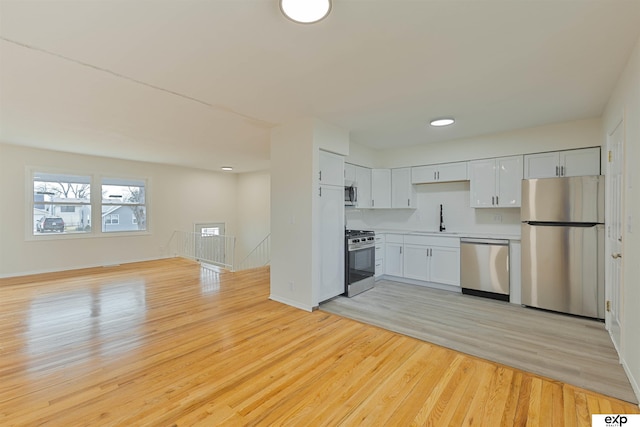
36,216,65,233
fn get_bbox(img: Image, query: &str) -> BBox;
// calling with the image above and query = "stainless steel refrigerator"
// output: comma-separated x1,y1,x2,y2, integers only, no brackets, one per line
521,176,605,318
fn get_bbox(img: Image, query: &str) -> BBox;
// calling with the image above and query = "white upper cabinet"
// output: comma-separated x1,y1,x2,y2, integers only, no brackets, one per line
344,163,357,185
524,147,600,178
319,150,344,187
411,162,468,184
469,156,523,208
355,165,372,208
391,168,416,208
371,169,392,208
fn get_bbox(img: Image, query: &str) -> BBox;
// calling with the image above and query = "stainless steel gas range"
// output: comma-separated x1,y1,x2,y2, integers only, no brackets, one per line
345,230,375,297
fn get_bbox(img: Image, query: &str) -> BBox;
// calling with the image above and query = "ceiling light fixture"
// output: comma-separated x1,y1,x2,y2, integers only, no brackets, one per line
430,118,455,127
279,0,331,24
221,166,233,171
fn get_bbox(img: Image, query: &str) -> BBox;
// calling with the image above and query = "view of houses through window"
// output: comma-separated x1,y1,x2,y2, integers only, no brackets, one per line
32,172,147,236
101,178,146,233
33,173,92,234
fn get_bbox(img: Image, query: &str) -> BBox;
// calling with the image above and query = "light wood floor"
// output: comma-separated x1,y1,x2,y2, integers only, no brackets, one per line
321,279,637,404
0,259,637,426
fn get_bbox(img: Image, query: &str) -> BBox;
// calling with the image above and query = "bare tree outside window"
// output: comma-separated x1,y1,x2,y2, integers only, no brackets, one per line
102,179,147,233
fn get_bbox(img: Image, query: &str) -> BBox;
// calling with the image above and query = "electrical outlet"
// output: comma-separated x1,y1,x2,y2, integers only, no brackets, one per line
493,214,502,223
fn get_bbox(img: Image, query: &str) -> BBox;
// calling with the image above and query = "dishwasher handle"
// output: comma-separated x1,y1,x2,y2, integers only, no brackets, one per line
460,238,509,246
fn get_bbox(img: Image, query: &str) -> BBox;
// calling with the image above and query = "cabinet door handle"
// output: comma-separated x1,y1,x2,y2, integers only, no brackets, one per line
372,199,375,207
496,196,499,205
555,166,559,176
407,198,410,206
400,246,402,254
319,170,322,181
561,165,565,176
437,171,440,180
319,187,322,197
491,196,495,205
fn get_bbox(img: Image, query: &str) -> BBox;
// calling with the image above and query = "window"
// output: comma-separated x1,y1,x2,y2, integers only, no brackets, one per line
30,172,148,237
102,178,147,233
104,214,120,225
32,173,91,234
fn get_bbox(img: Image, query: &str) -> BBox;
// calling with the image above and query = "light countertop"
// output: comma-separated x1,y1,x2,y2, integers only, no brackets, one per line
372,228,521,241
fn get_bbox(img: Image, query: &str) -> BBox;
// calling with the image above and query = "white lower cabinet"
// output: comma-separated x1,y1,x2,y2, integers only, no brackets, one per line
374,234,385,279
402,235,460,286
384,234,460,287
403,244,429,281
429,246,460,286
384,234,404,277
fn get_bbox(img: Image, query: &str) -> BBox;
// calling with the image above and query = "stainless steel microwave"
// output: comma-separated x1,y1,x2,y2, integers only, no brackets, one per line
345,185,357,206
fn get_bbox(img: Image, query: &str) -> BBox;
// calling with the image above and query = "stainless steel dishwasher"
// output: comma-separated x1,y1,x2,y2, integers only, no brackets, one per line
460,238,510,301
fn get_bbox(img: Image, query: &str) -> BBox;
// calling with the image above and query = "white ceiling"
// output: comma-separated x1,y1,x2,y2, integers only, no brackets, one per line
1,0,640,173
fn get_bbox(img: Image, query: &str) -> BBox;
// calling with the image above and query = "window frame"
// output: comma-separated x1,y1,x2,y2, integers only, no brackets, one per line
27,168,150,240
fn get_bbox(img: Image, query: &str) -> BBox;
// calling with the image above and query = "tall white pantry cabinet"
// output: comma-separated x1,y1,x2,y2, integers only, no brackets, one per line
318,150,345,303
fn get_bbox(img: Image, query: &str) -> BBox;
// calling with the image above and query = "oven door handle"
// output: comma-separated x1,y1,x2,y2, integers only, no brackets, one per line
347,244,375,251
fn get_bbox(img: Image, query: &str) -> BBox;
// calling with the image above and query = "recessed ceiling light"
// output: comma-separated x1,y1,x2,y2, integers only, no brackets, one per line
280,0,331,24
430,118,455,127
221,166,233,171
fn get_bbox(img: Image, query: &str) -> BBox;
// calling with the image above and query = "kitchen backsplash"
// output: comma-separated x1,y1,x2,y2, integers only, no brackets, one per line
346,181,521,235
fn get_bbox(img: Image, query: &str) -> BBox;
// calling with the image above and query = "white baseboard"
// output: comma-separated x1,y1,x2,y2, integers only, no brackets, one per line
0,255,175,279
269,294,314,312
621,358,640,408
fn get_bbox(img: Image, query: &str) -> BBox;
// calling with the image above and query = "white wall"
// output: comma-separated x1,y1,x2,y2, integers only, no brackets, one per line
603,35,640,404
0,143,239,277
374,117,602,168
270,119,316,311
270,118,348,311
236,171,270,263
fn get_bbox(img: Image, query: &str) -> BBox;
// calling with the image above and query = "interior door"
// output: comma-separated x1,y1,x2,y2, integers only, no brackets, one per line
606,120,624,352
